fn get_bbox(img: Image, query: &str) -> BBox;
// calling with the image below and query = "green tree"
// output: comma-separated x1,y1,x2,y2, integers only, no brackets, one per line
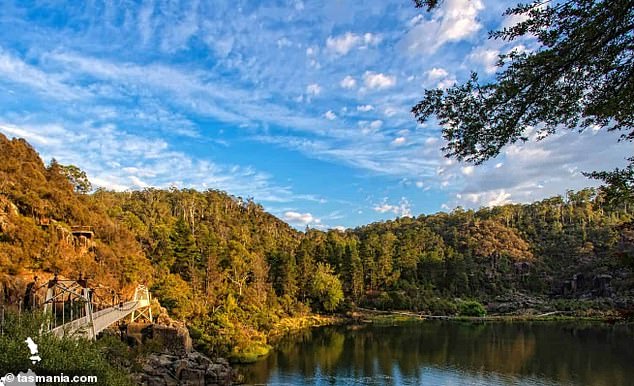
268,250,298,298
311,263,344,312
342,239,364,301
412,0,633,193
170,217,201,282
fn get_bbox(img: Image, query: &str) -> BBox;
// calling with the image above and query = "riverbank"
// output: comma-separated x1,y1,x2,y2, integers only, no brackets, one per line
228,314,347,364
351,307,631,324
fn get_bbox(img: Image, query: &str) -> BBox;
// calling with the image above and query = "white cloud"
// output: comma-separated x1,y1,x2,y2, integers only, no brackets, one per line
403,0,485,54
468,47,499,74
373,198,412,217
363,33,382,46
306,83,321,96
426,67,449,81
283,211,319,225
415,181,424,188
370,120,383,130
363,71,396,89
461,165,474,175
0,50,88,100
447,128,632,209
340,75,357,89
424,67,455,89
41,51,329,136
392,136,406,145
357,104,374,112
324,110,336,120
326,32,381,55
436,77,457,89
383,107,398,117
0,121,307,204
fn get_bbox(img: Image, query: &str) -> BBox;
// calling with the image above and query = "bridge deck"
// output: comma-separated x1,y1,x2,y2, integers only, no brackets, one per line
50,299,149,339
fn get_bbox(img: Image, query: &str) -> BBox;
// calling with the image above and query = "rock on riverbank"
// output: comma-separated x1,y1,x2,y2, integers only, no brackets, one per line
128,306,238,385
132,351,235,386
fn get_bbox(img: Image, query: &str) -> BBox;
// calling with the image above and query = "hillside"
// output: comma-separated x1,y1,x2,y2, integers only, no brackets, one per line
1,133,633,359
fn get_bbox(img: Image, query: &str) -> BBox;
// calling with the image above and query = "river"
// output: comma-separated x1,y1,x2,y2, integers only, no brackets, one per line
238,320,634,385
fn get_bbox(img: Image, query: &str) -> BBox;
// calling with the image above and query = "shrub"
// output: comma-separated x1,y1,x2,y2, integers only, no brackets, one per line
425,298,458,315
0,310,132,385
458,300,487,317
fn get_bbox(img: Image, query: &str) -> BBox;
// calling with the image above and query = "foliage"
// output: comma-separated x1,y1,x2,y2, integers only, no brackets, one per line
412,0,634,199
0,311,132,385
458,300,487,317
1,133,634,362
311,263,344,312
54,160,92,194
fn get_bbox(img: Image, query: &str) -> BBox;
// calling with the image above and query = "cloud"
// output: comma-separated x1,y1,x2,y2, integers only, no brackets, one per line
403,0,485,54
461,165,474,175
283,211,319,225
373,198,412,217
363,71,396,89
357,104,374,112
424,67,456,89
37,51,328,137
340,75,357,89
426,67,449,81
326,32,381,56
0,121,307,204
468,47,499,74
0,49,88,100
392,136,406,145
324,110,337,120
436,77,457,89
446,128,632,209
370,120,383,130
306,83,321,96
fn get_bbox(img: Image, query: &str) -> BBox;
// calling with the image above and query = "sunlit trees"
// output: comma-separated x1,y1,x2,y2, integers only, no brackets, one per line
311,263,344,312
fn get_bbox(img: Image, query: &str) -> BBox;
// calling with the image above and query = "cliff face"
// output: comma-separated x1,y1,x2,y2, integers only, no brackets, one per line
0,133,154,295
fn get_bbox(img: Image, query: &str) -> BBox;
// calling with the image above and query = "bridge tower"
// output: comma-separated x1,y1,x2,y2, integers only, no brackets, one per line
43,274,96,339
130,284,153,323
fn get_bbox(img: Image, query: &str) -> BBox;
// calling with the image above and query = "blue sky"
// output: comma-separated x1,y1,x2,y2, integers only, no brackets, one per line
0,0,630,230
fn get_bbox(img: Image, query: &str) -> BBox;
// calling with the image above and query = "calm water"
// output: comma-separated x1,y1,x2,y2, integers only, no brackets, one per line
238,321,634,386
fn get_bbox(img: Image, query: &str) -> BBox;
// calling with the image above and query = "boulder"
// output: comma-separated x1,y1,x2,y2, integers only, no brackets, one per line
134,351,234,386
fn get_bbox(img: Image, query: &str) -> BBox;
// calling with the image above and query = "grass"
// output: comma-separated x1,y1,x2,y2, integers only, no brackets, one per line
269,314,345,338
229,342,272,364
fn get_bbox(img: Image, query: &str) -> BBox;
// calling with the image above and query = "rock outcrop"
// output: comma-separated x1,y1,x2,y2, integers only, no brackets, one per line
129,306,236,385
132,351,234,386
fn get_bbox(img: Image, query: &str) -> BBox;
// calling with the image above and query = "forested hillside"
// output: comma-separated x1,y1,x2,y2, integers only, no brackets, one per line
1,133,633,358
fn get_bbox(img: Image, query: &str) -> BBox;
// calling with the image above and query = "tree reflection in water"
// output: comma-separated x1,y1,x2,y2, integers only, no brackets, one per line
238,321,634,385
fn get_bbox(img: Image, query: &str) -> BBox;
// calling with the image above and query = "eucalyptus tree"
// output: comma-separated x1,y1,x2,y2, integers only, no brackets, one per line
412,0,634,199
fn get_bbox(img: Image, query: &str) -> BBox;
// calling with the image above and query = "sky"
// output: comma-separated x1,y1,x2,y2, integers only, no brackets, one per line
0,0,630,230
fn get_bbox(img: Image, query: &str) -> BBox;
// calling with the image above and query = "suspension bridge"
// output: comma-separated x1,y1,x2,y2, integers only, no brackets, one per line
25,275,153,340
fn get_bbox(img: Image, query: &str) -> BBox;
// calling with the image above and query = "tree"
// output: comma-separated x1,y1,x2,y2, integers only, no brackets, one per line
412,0,633,194
54,160,92,193
170,217,201,282
310,263,344,312
342,240,364,301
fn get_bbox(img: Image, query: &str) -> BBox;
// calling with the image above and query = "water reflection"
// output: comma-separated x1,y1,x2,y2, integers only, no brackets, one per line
238,321,634,385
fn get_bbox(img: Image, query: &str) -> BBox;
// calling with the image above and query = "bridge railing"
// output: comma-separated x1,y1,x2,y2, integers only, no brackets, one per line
40,278,152,340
